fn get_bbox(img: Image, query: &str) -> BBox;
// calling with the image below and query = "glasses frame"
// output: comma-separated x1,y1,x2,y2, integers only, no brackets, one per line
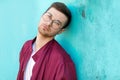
42,12,63,30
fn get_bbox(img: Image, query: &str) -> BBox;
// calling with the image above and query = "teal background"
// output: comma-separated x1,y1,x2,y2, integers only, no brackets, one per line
0,0,120,80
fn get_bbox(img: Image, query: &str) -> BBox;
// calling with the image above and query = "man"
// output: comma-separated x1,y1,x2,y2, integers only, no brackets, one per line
17,2,77,80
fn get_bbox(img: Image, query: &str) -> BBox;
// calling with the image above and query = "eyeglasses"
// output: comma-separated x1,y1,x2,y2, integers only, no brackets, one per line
42,12,62,30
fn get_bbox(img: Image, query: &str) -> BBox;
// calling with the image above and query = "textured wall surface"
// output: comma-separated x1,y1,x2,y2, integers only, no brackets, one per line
0,0,120,80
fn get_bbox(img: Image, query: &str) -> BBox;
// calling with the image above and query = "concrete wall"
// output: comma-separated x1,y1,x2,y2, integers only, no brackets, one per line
0,0,120,80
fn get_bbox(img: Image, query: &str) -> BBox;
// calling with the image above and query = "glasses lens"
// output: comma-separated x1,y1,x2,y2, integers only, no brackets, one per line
52,21,61,29
42,12,62,29
43,13,51,22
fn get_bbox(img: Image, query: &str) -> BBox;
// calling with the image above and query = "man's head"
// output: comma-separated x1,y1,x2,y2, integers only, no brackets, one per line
38,2,71,37
46,2,71,29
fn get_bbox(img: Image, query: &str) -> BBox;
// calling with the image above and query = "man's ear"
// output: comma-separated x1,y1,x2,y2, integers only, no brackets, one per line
58,29,65,34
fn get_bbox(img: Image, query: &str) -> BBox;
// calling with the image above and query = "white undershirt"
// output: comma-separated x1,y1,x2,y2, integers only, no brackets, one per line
24,43,36,80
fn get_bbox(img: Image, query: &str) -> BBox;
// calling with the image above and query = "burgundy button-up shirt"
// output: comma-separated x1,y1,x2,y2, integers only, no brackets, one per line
17,38,77,80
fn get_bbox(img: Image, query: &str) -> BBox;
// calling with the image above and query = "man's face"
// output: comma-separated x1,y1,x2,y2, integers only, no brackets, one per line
38,7,68,37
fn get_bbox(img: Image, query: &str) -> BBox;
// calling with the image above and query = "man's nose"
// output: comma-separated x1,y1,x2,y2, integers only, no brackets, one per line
46,21,52,27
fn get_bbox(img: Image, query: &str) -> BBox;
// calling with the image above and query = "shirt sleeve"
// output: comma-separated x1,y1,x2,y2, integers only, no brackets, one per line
55,62,77,80
19,41,29,63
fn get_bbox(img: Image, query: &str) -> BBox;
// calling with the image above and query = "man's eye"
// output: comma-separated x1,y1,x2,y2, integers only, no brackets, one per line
47,14,51,17
44,14,51,21
54,21,60,25
46,13,52,17
46,15,51,19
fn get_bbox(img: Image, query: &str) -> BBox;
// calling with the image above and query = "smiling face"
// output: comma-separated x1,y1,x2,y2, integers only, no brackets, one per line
38,7,68,38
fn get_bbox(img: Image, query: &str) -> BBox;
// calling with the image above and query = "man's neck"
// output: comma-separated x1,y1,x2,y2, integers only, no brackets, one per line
34,33,54,52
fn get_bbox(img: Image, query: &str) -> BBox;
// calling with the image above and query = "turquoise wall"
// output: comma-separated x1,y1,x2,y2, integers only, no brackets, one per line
0,0,120,80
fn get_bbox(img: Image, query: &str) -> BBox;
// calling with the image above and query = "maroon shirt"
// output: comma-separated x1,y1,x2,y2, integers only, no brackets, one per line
17,38,77,80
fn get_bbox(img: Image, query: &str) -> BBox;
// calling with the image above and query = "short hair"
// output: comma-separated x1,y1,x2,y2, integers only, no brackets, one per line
46,2,71,28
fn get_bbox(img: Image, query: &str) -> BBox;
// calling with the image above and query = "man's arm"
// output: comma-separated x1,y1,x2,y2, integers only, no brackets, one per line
55,62,77,80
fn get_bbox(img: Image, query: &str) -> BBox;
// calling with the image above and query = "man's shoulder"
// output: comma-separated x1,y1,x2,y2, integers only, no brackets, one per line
51,40,73,63
22,38,35,47
24,39,32,46
52,40,67,55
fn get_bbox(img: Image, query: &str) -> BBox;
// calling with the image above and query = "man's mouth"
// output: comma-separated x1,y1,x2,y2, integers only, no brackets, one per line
42,25,49,31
